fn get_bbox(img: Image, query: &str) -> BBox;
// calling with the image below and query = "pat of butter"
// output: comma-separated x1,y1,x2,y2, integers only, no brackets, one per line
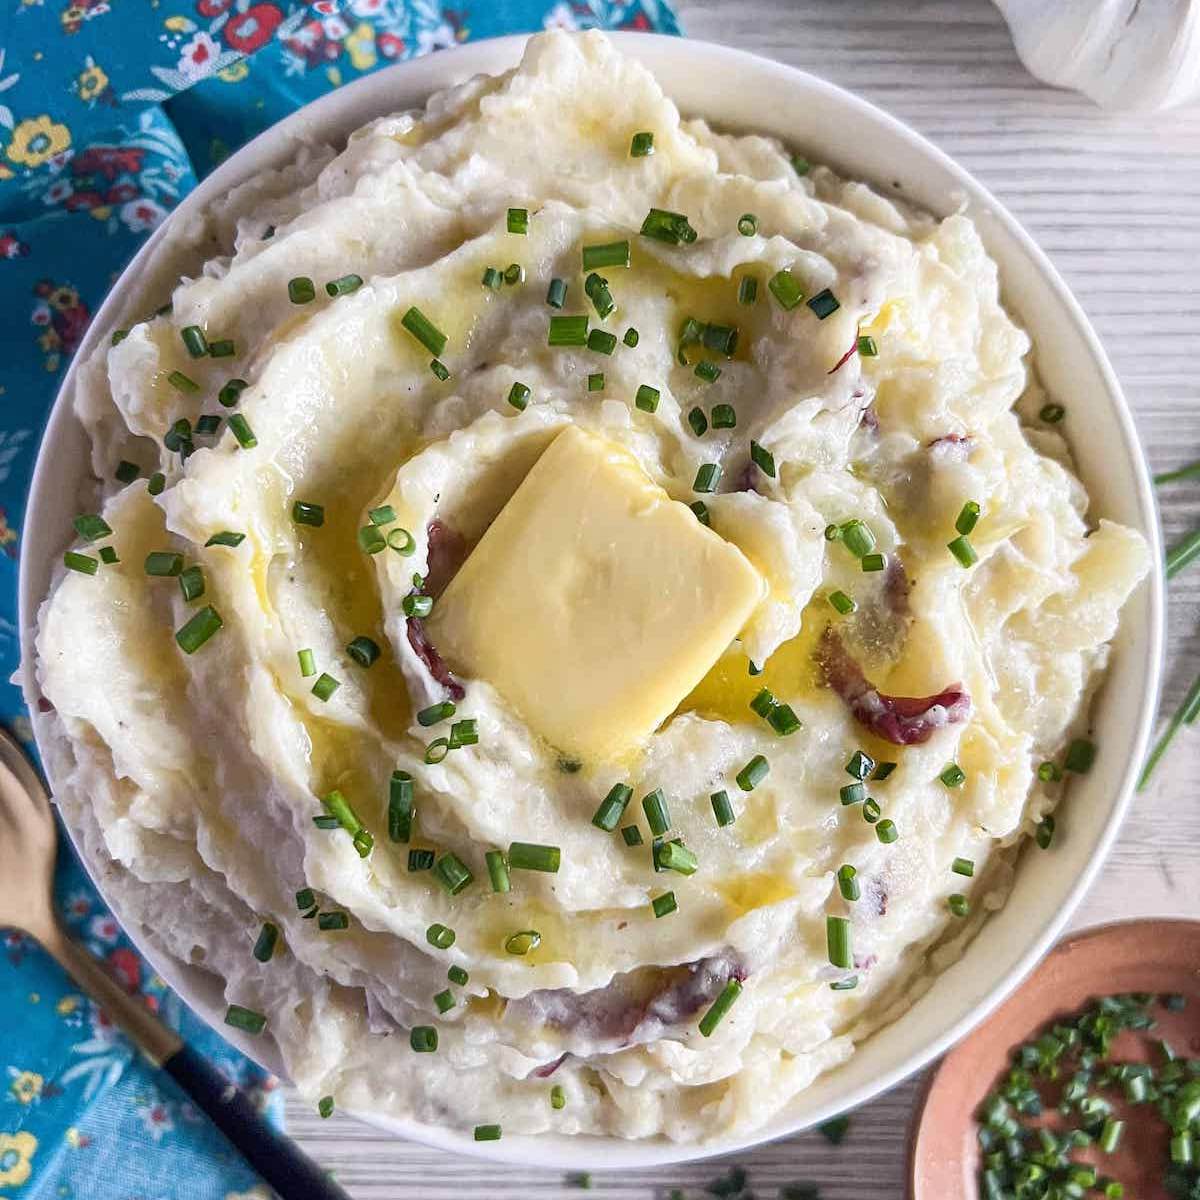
427,425,763,762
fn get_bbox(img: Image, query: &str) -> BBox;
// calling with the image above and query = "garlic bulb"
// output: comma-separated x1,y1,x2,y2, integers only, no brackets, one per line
994,0,1200,111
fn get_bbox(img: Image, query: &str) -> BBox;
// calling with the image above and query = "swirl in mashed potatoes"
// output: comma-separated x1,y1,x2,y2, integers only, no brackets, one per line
34,32,1148,1142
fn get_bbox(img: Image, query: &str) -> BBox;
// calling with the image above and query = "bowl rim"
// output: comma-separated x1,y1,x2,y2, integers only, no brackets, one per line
18,30,1165,1170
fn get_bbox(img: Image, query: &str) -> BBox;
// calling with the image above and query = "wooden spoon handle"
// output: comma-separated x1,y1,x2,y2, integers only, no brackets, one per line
45,929,348,1200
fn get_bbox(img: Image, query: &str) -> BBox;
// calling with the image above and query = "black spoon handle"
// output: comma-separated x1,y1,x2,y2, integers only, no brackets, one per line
163,1044,351,1200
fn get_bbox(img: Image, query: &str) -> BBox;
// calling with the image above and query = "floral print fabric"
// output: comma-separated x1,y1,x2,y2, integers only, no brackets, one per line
0,1,679,1195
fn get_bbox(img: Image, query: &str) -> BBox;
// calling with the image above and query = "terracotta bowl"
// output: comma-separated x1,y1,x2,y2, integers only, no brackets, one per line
910,918,1200,1199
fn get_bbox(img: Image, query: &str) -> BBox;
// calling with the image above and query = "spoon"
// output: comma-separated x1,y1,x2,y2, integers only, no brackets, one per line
0,724,350,1200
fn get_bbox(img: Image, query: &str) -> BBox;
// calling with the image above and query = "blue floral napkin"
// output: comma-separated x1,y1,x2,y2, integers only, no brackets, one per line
0,2,679,1195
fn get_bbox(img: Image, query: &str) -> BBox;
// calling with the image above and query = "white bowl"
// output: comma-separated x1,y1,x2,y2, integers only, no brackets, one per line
18,32,1164,1170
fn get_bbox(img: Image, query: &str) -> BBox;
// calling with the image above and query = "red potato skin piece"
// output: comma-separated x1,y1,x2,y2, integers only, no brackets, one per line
818,626,971,746
405,616,464,702
403,519,470,701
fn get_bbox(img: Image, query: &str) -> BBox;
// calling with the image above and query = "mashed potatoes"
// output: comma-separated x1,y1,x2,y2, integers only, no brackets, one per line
33,32,1148,1142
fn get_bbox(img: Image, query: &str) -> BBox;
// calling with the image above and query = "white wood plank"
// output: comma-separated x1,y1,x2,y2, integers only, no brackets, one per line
285,3,1200,1192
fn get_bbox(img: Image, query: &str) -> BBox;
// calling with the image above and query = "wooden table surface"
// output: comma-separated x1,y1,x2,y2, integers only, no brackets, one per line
288,2,1200,1194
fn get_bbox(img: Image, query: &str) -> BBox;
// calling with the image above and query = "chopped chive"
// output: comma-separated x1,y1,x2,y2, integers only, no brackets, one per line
111,329,129,346
430,358,450,381
630,131,654,157
768,704,802,736
703,324,739,356
738,276,758,306
403,594,433,618
830,977,858,992
387,771,414,843
448,965,469,986
582,240,631,271
841,519,876,558
857,334,878,357
175,606,223,653
205,530,244,547
474,1124,501,1142
292,501,325,527
481,266,503,291
699,978,742,1036
448,718,478,749
791,154,811,176
1038,760,1062,783
387,527,415,555
288,277,315,304
641,789,670,836
947,893,970,918
318,910,350,931
640,207,697,245
225,1004,267,1034
587,329,617,355
195,414,222,436
507,207,528,234
318,1096,334,1119
768,269,804,310
313,814,340,828
621,824,644,846
73,513,112,543
837,864,860,902
690,500,710,525
550,1084,566,1110
64,551,98,575
861,552,886,572
546,278,567,308
358,524,386,554
940,762,966,788
418,700,456,727
99,547,119,565
325,273,362,297
505,263,524,285
1100,1117,1124,1154
1039,402,1065,424
623,326,639,347
710,790,736,827
587,372,605,392
677,316,704,363
180,326,208,358
508,842,561,873
548,314,589,346
687,407,708,436
750,687,776,718
694,462,722,493
955,501,981,536
695,360,721,383
829,590,856,615
297,649,316,677
711,403,736,428
584,272,615,319
217,381,247,412
819,1116,850,1145
408,848,435,871
750,440,776,478
736,755,769,791
1064,738,1095,774
846,751,875,780
426,923,456,949
952,857,975,877
311,673,340,701
434,989,455,1014
873,762,897,781
863,800,881,824
840,782,865,807
827,915,852,968
875,818,899,844
168,369,199,394
295,888,316,913
433,852,473,895
652,891,677,918
347,636,380,668
658,841,698,875
1035,815,1055,849
486,849,511,894
635,384,660,413
507,381,531,411
807,288,840,319
947,535,977,568
115,460,140,484
505,930,541,955
737,213,758,236
592,782,638,830
410,1026,438,1053
368,504,396,526
401,307,447,357
228,414,257,449
178,565,205,602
